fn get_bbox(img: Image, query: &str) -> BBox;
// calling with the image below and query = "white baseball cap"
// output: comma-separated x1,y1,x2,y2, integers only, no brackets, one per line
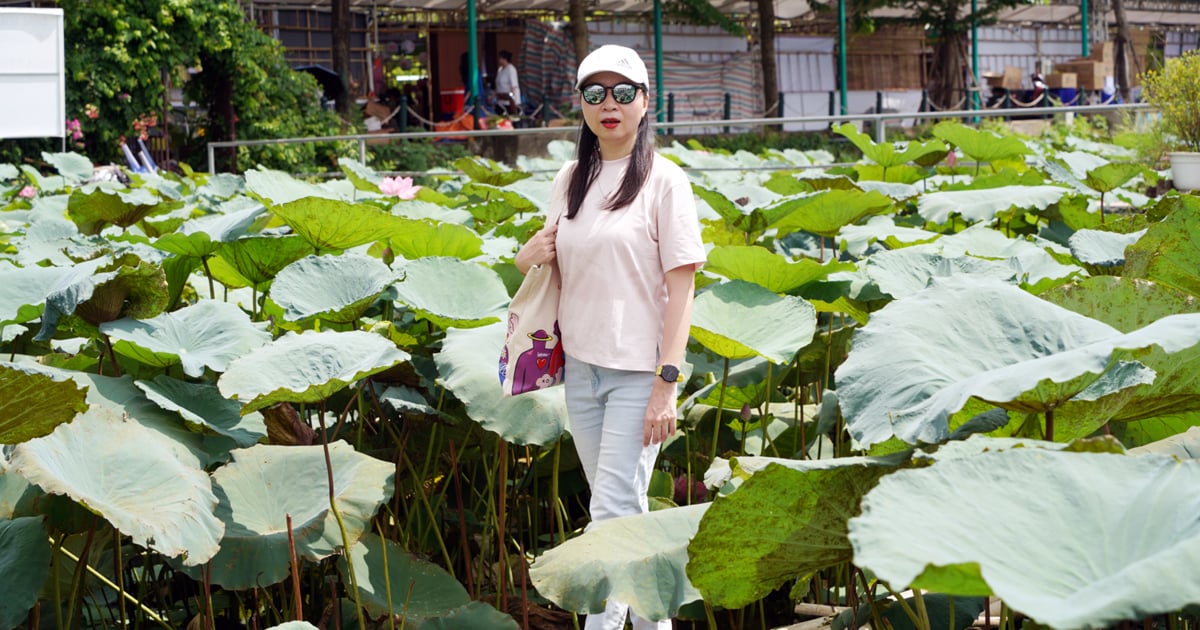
575,45,649,89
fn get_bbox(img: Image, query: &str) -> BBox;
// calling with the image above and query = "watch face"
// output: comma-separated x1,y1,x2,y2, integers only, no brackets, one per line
659,365,680,382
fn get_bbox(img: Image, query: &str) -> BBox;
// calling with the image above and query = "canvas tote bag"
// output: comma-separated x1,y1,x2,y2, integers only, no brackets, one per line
499,209,565,396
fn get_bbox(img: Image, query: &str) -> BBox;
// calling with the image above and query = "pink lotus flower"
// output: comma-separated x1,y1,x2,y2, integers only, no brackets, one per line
18,185,36,199
379,176,419,200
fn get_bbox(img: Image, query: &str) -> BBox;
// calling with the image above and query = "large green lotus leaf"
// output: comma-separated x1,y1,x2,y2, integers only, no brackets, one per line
337,158,382,192
190,442,393,589
214,235,313,288
342,533,519,628
66,185,164,235
271,197,403,252
0,517,52,629
693,183,781,223
1083,162,1145,193
916,185,1067,224
434,323,567,446
688,455,907,609
217,330,410,413
136,376,267,447
833,123,947,168
270,252,397,323
32,256,118,340
529,504,708,620
838,215,939,256
100,300,270,377
1044,276,1200,428
836,275,1200,448
932,121,1030,164
864,248,1019,300
1068,228,1146,268
42,151,94,182
453,156,531,186
153,198,265,257
848,449,1200,628
0,456,33,520
0,264,78,326
392,257,508,329
1125,196,1200,298
245,168,338,205
462,182,538,214
691,280,818,363
705,246,854,293
383,217,484,261
10,408,222,565
0,363,88,444
767,189,895,238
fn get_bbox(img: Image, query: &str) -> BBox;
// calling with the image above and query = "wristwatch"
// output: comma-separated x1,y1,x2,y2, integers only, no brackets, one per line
656,364,684,383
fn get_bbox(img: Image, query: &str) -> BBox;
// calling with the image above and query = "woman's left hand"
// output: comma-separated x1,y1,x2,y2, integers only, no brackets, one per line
643,379,678,446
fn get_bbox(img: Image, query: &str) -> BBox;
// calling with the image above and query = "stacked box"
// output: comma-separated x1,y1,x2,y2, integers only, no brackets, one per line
984,65,1023,91
1054,60,1106,90
1046,73,1077,88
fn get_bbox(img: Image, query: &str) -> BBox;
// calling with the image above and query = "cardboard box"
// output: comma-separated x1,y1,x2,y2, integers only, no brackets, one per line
1046,72,1076,89
984,65,1023,91
1055,60,1107,90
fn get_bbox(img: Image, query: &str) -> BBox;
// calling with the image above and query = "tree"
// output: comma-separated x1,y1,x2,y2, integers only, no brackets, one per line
757,0,781,122
568,0,590,71
332,0,353,117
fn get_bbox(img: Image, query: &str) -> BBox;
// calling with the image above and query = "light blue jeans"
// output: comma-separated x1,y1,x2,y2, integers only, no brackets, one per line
564,355,672,630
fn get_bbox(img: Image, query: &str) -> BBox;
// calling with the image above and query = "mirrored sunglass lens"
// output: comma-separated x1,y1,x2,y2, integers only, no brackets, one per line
612,84,638,103
582,85,606,104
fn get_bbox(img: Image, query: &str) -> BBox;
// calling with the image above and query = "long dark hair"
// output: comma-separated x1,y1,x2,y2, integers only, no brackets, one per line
565,109,655,219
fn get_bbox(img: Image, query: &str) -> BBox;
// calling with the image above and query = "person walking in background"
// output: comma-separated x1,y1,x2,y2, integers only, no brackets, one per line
495,50,522,115
515,44,704,630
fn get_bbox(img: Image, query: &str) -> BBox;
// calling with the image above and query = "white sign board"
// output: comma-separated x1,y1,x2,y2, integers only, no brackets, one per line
0,8,66,139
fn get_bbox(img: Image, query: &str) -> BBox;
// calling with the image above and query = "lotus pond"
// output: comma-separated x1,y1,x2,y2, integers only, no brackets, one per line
1,119,1199,630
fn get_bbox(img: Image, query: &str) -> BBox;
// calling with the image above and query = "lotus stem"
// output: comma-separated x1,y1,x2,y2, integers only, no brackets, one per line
286,514,303,619
856,568,886,630
113,527,128,630
201,255,215,300
912,588,930,629
50,536,172,629
375,521,397,630
400,449,455,571
881,582,921,627
316,412,367,630
497,440,510,611
1046,408,1055,442
449,439,476,594
709,357,731,462
65,517,99,630
51,533,64,630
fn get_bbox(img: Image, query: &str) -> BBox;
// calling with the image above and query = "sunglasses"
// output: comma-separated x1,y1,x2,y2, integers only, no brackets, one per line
579,83,644,105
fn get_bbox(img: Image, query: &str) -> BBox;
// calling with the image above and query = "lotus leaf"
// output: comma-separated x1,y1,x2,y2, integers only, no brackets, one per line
453,156,531,186
42,151,94,182
0,517,52,629
688,454,907,608
1129,426,1200,458
66,185,164,235
848,448,1200,628
270,252,397,323
0,362,89,444
214,235,313,288
529,504,707,620
383,218,484,260
342,533,519,628
218,330,410,413
271,197,404,252
434,323,568,446
1084,162,1145,193
705,245,854,293
767,189,895,238
916,185,1067,224
33,255,122,340
337,158,382,193
136,376,267,447
245,168,338,205
932,121,1030,164
392,257,508,329
837,275,1200,448
1125,195,1200,297
689,280,815,363
101,300,270,376
833,122,948,169
196,442,394,589
154,198,265,258
10,408,223,565
1068,228,1146,268
838,215,939,256
0,264,78,326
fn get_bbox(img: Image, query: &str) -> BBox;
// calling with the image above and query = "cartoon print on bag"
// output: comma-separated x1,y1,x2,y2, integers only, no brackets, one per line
513,328,556,394
499,312,519,385
548,320,565,385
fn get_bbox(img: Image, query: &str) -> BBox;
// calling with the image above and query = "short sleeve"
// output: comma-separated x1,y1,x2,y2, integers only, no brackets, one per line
655,161,707,272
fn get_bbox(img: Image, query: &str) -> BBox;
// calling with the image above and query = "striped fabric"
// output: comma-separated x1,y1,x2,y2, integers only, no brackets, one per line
520,20,578,117
649,52,761,129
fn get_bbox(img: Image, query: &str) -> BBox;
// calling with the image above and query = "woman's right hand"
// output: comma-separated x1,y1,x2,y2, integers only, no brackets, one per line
514,222,558,274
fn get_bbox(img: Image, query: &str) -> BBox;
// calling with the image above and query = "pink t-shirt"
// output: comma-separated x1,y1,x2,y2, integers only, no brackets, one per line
552,153,706,372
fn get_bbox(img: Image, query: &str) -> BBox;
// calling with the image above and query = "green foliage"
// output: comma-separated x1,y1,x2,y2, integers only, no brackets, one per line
1141,50,1200,151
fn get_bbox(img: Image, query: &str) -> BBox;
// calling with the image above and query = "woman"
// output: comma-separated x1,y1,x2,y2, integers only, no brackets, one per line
515,44,706,630
494,50,522,115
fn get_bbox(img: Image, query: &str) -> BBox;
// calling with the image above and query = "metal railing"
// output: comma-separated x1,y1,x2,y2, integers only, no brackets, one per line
207,101,1153,174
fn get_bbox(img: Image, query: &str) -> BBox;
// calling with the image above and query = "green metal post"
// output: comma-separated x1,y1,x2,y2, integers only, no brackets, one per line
837,0,847,115
971,0,980,111
1081,0,1090,57
654,0,664,123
